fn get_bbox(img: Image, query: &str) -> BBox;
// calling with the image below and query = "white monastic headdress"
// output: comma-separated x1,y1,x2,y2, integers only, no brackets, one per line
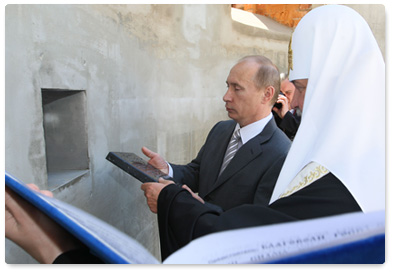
270,5,385,212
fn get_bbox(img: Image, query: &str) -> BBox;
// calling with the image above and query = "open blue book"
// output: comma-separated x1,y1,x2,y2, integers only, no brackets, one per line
5,172,385,264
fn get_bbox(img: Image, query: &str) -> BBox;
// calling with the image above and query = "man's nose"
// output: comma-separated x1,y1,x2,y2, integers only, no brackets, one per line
223,88,231,102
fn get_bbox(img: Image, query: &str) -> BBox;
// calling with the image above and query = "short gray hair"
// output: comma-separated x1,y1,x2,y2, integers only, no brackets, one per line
238,55,280,105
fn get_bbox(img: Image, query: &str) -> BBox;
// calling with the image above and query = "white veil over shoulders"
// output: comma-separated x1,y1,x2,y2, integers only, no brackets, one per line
269,5,385,212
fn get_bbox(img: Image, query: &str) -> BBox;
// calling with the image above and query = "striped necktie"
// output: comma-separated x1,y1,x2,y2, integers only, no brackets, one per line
219,129,241,175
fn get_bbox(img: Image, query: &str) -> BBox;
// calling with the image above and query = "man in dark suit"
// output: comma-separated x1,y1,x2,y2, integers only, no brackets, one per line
142,55,291,212
273,77,301,140
140,5,383,260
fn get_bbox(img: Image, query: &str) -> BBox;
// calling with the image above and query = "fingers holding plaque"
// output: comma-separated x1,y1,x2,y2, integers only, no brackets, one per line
106,152,173,183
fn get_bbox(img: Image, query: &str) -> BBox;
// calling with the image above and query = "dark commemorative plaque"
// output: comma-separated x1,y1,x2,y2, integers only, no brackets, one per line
106,152,173,183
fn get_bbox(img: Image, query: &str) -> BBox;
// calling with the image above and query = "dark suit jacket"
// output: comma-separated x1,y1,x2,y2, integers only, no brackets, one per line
273,110,301,140
170,118,291,211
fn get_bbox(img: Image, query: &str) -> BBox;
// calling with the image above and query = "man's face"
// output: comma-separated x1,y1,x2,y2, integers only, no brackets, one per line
223,61,267,127
290,79,308,111
280,79,295,109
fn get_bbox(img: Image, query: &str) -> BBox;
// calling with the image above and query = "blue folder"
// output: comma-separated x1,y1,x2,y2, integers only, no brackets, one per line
269,233,385,264
5,172,159,264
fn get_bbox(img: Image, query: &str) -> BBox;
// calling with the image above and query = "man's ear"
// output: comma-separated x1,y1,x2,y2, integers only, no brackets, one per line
262,86,275,104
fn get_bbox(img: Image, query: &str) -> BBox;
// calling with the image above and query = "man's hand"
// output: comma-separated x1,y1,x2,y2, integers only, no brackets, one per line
273,94,290,118
181,184,205,204
141,146,169,174
5,185,82,263
141,178,174,213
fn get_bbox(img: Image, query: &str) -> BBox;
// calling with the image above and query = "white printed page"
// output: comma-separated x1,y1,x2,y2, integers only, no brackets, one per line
164,210,384,264
47,197,160,264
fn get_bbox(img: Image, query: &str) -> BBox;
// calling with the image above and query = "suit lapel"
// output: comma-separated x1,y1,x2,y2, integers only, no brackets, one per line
206,118,277,196
200,121,236,192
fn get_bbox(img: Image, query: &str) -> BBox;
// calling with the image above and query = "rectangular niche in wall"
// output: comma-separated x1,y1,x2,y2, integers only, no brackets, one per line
41,88,89,189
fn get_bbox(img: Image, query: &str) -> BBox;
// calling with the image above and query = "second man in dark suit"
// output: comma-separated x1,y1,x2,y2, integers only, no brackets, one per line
142,55,291,211
273,77,301,140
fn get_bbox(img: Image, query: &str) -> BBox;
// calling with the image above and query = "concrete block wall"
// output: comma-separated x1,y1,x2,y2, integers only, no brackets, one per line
5,4,291,263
